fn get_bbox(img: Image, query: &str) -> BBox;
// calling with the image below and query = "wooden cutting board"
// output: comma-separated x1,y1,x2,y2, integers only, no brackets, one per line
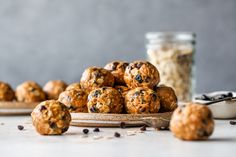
70,112,172,128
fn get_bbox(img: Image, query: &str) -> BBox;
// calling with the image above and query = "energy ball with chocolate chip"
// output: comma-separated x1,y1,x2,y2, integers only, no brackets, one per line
170,103,214,141
16,81,46,102
43,80,67,100
31,100,71,135
104,61,129,85
0,81,15,101
66,82,82,91
114,85,129,98
80,67,115,93
87,87,123,113
155,85,178,112
124,61,160,89
125,87,160,114
58,89,88,113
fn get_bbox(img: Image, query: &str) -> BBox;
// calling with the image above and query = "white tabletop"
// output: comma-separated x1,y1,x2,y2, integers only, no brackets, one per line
0,116,236,157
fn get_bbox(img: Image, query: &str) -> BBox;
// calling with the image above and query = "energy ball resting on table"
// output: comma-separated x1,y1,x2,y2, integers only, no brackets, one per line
66,83,82,91
87,87,123,113
58,89,88,113
0,81,15,101
125,87,160,114
43,80,67,100
104,61,129,85
124,60,160,89
16,81,46,102
80,67,115,93
170,103,214,141
155,85,178,112
31,100,71,135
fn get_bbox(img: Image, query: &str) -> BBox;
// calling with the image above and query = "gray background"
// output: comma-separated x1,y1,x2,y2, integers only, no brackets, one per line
0,0,235,93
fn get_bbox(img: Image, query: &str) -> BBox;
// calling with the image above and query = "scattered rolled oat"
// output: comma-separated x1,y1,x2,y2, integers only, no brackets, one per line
93,135,103,140
126,131,136,136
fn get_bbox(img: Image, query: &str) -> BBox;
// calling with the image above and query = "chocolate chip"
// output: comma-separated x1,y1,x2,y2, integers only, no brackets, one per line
114,132,121,138
227,92,233,97
102,87,107,91
93,127,100,132
120,122,126,129
39,105,46,112
62,127,69,133
83,129,89,134
94,72,102,78
122,63,129,69
152,93,157,101
90,106,97,113
135,74,143,83
135,62,143,69
111,62,119,70
140,125,146,131
140,107,146,112
93,90,101,97
17,125,24,130
69,105,77,111
201,94,211,101
229,121,236,125
133,91,140,98
49,122,57,129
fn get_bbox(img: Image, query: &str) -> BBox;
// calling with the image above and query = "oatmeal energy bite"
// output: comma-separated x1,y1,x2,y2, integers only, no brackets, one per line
124,61,160,89
31,100,71,135
0,81,15,101
155,85,178,112
170,103,214,141
43,80,67,100
16,81,46,102
104,61,129,85
87,87,123,113
125,87,160,114
80,67,115,93
58,89,88,113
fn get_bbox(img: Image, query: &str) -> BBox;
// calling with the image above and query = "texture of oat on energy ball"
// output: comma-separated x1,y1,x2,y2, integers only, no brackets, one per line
80,67,115,93
124,61,160,89
31,100,71,135
58,89,88,113
125,87,160,114
104,61,129,85
170,103,214,141
43,80,67,100
155,85,178,112
66,83,82,91
147,44,193,101
16,81,46,102
0,81,15,101
87,87,123,113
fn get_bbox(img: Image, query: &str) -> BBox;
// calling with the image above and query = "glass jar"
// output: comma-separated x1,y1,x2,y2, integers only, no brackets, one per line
146,32,196,102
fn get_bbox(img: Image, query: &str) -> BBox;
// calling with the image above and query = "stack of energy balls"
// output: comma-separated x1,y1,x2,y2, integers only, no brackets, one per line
58,60,178,114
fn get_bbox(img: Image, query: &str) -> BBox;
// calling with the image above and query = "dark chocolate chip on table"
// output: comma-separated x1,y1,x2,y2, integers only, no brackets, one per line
114,132,121,138
120,122,126,129
83,129,89,134
140,125,147,131
229,121,236,125
17,125,24,131
93,128,100,132
135,74,143,83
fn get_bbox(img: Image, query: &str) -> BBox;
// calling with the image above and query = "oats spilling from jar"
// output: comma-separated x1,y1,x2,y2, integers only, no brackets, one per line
147,43,194,101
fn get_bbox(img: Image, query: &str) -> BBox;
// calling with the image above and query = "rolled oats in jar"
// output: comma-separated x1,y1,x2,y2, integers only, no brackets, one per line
146,32,196,101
